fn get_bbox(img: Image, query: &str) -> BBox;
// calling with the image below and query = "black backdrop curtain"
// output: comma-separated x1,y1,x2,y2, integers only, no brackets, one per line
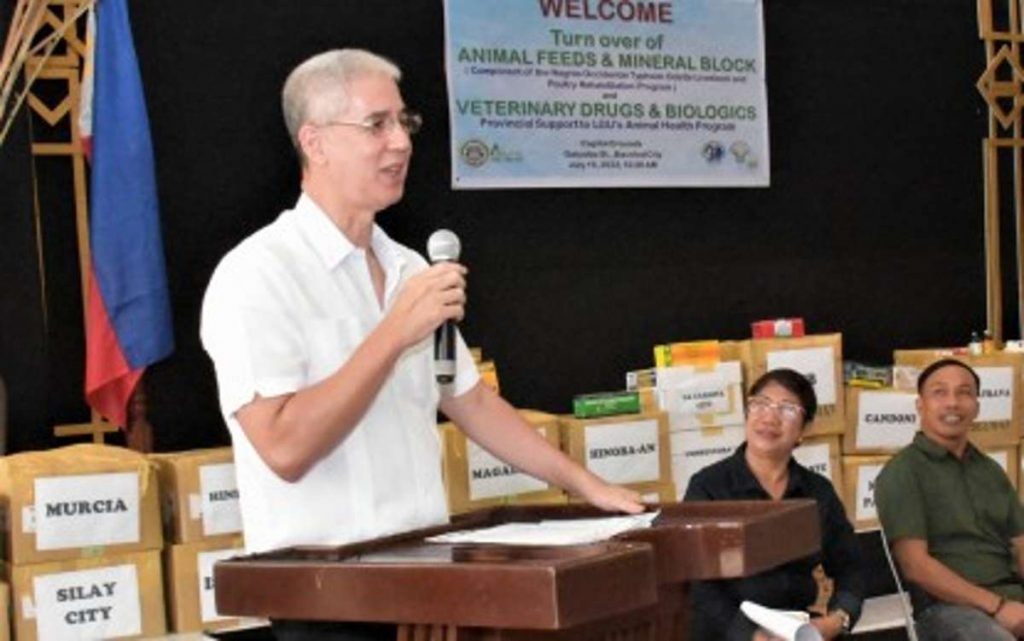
4,0,990,451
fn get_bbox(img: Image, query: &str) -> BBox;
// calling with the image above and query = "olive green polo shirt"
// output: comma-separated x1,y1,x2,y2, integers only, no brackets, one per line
876,432,1024,604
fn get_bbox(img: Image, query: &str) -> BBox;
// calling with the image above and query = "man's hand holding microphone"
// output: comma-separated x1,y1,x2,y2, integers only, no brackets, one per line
380,230,466,362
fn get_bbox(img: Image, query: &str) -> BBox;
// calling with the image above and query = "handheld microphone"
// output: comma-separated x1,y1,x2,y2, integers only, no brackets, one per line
427,229,462,384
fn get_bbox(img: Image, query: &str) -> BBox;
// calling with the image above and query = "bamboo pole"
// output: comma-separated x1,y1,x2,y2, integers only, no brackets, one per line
0,0,93,146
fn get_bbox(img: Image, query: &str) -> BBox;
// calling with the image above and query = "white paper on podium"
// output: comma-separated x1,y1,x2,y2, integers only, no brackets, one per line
425,512,659,546
740,601,823,641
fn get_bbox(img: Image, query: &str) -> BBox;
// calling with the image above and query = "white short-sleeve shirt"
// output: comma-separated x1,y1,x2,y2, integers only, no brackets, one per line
200,193,479,553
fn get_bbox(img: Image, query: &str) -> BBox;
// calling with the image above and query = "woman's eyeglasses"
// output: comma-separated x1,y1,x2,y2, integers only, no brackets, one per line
746,396,805,422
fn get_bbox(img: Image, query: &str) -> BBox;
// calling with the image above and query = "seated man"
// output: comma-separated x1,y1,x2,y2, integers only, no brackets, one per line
875,358,1024,640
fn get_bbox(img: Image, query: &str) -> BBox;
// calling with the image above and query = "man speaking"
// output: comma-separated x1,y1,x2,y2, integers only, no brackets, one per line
200,48,642,641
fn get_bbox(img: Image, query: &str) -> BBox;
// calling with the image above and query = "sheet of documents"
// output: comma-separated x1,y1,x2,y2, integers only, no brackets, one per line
426,511,660,546
740,601,823,641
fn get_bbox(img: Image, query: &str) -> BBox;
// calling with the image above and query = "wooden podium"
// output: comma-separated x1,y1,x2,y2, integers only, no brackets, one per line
214,501,819,641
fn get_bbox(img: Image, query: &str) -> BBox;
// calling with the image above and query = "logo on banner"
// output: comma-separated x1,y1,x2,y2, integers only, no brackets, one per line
729,140,758,168
459,139,524,167
701,140,724,163
460,139,490,167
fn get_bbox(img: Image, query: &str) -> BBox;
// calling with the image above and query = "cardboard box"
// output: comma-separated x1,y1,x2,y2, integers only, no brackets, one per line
795,435,843,492
749,333,845,437
477,361,500,395
0,582,8,641
8,549,165,641
892,350,1022,447
841,455,891,531
653,339,751,369
440,410,566,515
843,387,919,454
983,445,1019,490
569,480,676,505
164,537,250,633
668,424,746,500
638,482,677,504
1017,445,1024,501
669,429,840,500
0,445,162,565
620,378,660,415
890,348,962,391
561,412,671,488
751,318,806,339
149,448,241,545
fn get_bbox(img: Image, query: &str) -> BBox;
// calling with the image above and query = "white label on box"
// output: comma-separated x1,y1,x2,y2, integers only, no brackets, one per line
34,563,141,640
793,441,832,482
657,362,745,430
856,391,919,450
34,472,139,550
767,346,837,405
669,425,746,497
976,367,1014,423
199,463,242,536
468,429,548,500
658,365,736,415
985,449,1010,475
855,464,884,522
584,419,660,484
198,547,244,623
662,375,731,415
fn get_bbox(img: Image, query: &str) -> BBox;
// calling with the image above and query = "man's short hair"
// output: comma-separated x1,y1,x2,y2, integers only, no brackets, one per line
916,358,980,395
281,49,402,165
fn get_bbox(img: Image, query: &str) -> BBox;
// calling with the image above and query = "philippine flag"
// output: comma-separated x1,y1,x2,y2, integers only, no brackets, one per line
82,0,173,427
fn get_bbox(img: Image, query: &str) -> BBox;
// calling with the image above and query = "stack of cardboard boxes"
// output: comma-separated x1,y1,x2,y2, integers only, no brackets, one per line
150,447,248,634
838,349,1023,530
437,333,850,510
9,336,1023,637
0,444,166,640
440,332,1024,538
636,334,844,499
645,340,749,499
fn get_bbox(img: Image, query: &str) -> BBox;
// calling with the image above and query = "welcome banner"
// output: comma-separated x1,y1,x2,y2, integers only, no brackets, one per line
444,0,769,189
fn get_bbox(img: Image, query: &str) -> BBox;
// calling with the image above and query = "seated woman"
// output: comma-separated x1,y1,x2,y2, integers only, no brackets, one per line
684,368,864,641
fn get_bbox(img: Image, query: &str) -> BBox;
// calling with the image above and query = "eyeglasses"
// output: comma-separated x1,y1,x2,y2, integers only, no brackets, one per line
320,109,423,138
746,396,805,422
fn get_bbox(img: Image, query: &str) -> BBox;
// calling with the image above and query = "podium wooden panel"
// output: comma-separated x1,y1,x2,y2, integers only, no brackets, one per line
215,501,819,640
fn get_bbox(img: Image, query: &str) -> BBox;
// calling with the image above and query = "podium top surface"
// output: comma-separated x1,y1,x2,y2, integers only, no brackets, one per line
215,500,819,629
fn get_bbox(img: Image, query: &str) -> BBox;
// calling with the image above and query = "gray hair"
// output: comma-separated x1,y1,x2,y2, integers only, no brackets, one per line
281,49,402,165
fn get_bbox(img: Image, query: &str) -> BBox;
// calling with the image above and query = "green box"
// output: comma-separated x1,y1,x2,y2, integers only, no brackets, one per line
572,391,642,419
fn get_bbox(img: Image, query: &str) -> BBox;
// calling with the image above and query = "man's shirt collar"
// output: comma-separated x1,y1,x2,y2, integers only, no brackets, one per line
293,192,406,276
911,430,977,461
